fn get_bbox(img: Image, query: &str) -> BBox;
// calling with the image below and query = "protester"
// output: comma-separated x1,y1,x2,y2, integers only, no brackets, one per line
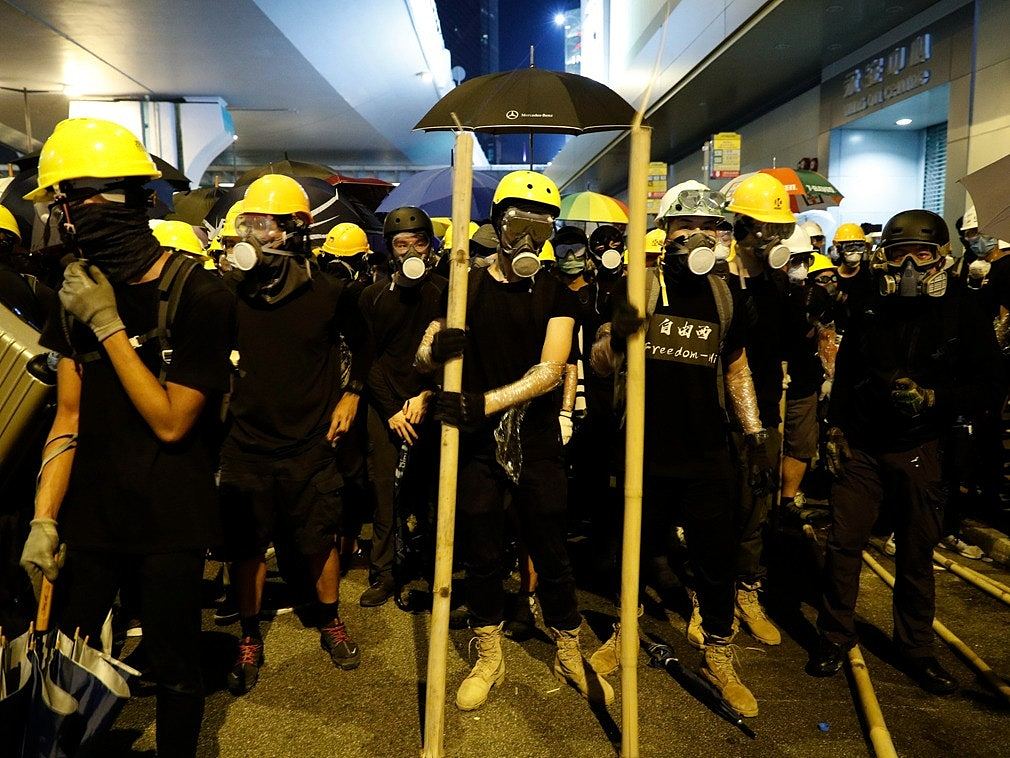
724,172,796,646
19,117,234,758
810,209,1001,693
315,221,372,283
207,200,244,273
218,174,367,694
589,179,768,717
420,170,613,711
151,219,215,269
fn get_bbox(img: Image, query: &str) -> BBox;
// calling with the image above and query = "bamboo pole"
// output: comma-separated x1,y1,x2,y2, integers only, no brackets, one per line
619,123,652,758
421,128,474,758
863,551,1010,707
847,644,900,758
932,550,1010,604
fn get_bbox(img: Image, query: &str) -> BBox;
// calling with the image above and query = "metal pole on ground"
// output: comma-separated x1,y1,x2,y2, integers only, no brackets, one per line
619,122,652,758
932,550,1010,605
421,126,474,758
863,550,1010,707
847,644,900,758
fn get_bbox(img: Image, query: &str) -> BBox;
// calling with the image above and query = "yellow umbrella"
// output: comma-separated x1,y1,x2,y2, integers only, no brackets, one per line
560,191,629,224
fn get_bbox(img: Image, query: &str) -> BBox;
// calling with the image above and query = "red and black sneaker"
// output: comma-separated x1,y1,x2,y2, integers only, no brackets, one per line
320,619,360,670
227,636,264,695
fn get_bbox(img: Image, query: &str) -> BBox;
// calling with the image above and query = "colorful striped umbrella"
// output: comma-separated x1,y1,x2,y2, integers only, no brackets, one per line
559,191,629,223
760,168,844,212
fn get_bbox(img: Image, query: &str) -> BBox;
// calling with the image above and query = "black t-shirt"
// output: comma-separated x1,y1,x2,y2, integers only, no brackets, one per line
40,262,234,553
462,269,577,460
632,275,745,479
360,274,447,421
226,271,367,457
731,271,787,427
783,284,822,399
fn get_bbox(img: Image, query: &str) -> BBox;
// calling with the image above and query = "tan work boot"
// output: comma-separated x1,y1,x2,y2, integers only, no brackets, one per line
700,636,758,717
456,623,506,711
589,622,620,676
735,581,781,645
550,626,615,705
685,589,705,649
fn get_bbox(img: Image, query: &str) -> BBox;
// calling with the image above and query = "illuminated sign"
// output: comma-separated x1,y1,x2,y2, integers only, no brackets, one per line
841,33,934,119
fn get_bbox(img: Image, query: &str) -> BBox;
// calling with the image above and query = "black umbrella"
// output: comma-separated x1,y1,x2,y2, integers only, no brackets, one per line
236,160,335,187
415,63,636,135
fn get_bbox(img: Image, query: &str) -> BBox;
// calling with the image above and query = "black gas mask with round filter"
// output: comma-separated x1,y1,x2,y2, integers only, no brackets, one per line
734,216,794,269
497,207,554,279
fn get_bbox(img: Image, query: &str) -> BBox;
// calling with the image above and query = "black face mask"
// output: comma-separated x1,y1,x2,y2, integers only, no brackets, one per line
59,202,161,284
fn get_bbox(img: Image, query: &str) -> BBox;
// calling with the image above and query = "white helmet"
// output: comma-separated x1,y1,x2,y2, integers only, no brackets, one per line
657,180,725,221
783,226,816,255
800,220,824,239
961,204,978,231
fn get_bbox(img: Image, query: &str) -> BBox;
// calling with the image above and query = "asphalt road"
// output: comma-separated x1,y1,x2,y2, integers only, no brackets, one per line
93,525,1010,757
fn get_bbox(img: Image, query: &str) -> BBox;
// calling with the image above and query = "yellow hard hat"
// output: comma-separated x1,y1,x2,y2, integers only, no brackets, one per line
242,175,312,221
538,240,556,262
807,252,837,276
491,170,561,217
151,220,205,256
320,222,369,257
442,221,479,248
208,201,244,251
24,117,161,203
725,173,795,225
833,222,865,244
645,228,666,254
0,205,20,241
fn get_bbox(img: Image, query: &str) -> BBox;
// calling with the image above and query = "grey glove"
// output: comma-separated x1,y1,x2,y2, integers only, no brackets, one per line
825,426,851,478
59,262,125,342
20,517,66,600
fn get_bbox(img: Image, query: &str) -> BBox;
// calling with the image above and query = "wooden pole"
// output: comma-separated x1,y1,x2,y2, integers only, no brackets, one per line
847,644,900,758
421,128,474,758
619,123,652,758
863,550,1010,707
932,550,1010,605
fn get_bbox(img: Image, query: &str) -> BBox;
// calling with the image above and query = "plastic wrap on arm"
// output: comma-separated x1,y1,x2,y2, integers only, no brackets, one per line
725,363,763,435
414,319,445,374
484,361,565,416
562,363,578,413
589,322,620,377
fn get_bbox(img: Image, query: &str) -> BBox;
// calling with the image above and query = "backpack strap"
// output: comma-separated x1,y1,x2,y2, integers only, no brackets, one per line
155,252,201,384
708,274,734,417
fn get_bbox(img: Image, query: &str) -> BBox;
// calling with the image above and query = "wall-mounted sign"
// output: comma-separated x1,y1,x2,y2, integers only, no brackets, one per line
709,132,741,179
647,161,667,215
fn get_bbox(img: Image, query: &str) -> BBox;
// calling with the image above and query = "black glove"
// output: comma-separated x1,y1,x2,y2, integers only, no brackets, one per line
434,390,486,430
745,431,774,498
610,299,646,351
804,283,833,325
891,377,934,417
825,426,851,478
431,328,467,364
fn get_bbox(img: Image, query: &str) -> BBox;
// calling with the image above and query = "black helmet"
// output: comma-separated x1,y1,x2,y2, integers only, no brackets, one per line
554,225,589,248
880,210,949,249
382,206,434,241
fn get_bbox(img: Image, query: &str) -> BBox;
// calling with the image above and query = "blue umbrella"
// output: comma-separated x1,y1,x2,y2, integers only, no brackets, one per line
376,168,500,219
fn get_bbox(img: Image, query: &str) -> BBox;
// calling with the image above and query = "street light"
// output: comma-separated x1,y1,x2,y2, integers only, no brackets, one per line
553,12,566,26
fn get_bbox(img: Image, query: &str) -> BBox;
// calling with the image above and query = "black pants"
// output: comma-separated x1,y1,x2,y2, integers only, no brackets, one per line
643,474,737,639
55,549,205,758
818,439,945,657
732,427,782,582
459,454,581,631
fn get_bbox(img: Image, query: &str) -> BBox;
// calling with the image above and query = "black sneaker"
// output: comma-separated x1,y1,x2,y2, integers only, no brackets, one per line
359,579,395,608
906,656,958,695
806,637,846,677
320,619,360,670
227,636,264,695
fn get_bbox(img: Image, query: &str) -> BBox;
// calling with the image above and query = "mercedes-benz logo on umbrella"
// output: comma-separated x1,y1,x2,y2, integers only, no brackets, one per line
505,109,519,120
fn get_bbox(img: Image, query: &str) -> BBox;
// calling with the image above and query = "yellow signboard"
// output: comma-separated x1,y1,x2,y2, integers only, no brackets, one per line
710,132,741,179
646,161,667,216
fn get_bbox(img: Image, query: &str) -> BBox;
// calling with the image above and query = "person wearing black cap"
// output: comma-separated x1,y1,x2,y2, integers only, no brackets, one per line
809,209,1002,694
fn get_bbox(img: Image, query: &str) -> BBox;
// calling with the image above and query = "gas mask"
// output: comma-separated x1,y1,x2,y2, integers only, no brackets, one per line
589,228,625,274
811,271,840,298
389,231,431,286
967,259,991,290
556,242,587,276
664,232,717,276
967,234,997,259
877,256,947,297
734,218,793,269
498,207,554,279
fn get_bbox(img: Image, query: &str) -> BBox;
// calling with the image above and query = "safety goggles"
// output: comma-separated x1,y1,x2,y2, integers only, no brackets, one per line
235,213,281,239
812,272,839,285
753,221,795,241
835,240,867,255
555,243,586,260
390,231,431,254
787,252,815,268
668,189,726,216
882,243,942,268
500,208,555,247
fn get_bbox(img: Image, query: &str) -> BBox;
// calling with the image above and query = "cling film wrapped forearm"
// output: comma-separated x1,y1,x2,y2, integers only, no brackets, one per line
484,360,565,416
725,364,763,435
995,312,1010,355
414,319,444,373
562,363,578,413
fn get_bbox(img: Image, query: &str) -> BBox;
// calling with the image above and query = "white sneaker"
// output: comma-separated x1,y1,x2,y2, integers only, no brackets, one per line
941,535,984,560
884,533,896,556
